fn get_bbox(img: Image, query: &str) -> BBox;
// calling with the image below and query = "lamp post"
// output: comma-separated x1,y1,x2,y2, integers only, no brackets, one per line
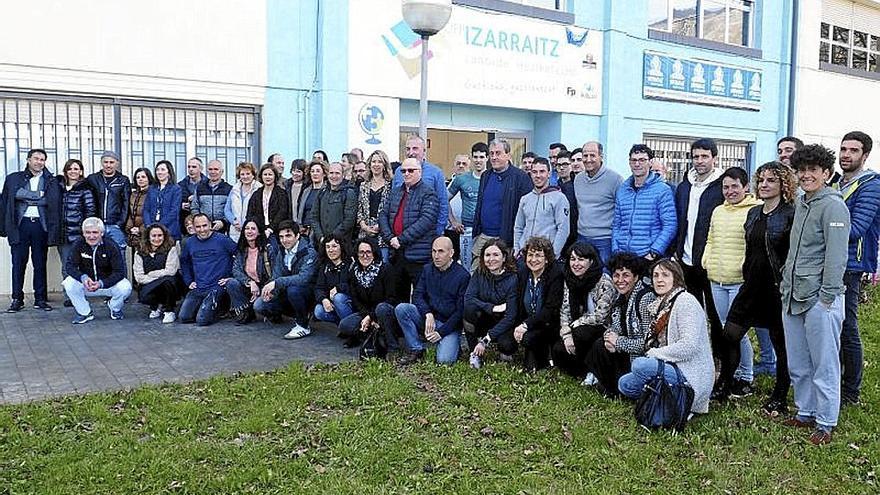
402,0,452,141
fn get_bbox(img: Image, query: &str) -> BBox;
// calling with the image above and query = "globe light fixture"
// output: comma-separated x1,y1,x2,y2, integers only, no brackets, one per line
401,0,452,141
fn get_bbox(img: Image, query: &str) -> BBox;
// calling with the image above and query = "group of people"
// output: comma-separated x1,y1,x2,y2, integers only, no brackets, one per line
1,130,876,444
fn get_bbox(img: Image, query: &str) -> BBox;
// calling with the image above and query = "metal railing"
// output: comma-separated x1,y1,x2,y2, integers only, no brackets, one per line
644,134,751,185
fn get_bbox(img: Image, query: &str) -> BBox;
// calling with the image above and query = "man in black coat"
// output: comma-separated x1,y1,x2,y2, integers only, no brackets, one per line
0,148,62,312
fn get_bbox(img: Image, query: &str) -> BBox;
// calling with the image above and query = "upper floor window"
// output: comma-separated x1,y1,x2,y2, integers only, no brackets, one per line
648,0,754,47
820,21,880,73
503,0,566,10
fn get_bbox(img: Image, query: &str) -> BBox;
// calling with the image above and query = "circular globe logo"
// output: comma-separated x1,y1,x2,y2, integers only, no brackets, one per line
358,104,384,145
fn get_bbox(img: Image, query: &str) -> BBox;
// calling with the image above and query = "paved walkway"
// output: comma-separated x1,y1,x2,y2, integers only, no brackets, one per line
0,298,357,405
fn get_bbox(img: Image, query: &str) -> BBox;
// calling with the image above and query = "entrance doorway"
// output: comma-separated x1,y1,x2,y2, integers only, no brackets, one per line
399,128,529,176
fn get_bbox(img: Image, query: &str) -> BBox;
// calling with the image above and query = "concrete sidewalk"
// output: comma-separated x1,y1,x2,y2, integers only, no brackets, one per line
0,298,357,404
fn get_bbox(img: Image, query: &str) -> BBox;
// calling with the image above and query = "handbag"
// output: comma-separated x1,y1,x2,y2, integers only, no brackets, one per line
634,360,695,431
359,326,388,361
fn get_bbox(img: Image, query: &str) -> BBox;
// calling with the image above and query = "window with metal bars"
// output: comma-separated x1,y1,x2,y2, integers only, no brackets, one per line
0,94,260,187
643,134,751,185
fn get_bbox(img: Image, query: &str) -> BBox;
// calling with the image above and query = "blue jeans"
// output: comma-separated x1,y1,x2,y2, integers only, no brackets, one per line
179,286,226,326
62,276,132,316
459,226,473,273
618,357,687,400
841,271,863,402
394,302,461,364
710,281,753,382
754,327,777,369
225,279,254,311
254,284,313,327
783,296,844,428
577,235,611,267
104,225,127,252
313,293,354,323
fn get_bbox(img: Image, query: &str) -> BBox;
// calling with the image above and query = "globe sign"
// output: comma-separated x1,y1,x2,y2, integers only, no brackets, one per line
358,104,384,145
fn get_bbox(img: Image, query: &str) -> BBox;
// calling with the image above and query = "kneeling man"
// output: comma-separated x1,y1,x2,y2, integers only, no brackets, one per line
63,217,132,323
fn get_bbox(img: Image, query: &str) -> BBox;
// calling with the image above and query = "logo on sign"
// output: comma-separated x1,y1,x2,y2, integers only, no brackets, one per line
359,104,385,145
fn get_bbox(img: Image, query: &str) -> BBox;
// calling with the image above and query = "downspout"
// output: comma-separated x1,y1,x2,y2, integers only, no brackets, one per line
786,0,799,136
302,0,322,158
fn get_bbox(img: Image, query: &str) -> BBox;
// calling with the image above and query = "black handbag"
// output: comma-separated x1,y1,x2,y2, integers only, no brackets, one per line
359,326,387,361
634,360,695,431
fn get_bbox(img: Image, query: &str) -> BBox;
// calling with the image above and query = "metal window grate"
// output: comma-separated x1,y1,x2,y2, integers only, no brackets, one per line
0,94,260,187
644,134,751,185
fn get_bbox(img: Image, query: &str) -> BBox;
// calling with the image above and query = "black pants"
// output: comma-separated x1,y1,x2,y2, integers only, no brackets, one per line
11,218,49,302
464,307,517,356
551,324,606,378
722,321,790,400
138,276,181,310
390,254,425,303
681,263,723,358
583,338,632,397
519,322,556,371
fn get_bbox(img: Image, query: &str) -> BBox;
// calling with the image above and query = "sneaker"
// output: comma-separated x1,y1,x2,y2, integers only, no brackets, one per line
283,324,311,340
581,372,598,387
34,301,53,311
7,299,24,313
762,398,788,418
162,312,176,324
469,353,482,369
809,427,833,445
149,309,163,319
72,312,95,324
110,309,124,320
729,380,754,398
398,350,425,366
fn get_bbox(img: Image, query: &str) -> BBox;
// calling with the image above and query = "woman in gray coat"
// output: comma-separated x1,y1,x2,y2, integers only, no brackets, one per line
618,259,714,414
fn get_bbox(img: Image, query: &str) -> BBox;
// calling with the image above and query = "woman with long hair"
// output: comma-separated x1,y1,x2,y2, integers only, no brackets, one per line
464,238,519,369
313,233,354,324
286,159,308,223
57,158,97,306
356,150,393,260
550,242,617,380
246,163,290,237
512,236,563,371
617,259,715,415
701,167,762,400
126,167,155,248
337,237,398,350
722,161,798,415
133,223,180,323
225,162,261,243
142,160,183,240
226,219,278,325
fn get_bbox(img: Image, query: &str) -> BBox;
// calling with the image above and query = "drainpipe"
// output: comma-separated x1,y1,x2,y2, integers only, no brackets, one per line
786,0,799,136
302,0,322,158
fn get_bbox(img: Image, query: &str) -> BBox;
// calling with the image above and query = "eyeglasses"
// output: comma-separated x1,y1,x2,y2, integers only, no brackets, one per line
400,168,419,174
358,250,373,256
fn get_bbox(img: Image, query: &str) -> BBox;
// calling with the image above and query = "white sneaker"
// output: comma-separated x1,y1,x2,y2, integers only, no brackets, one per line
148,309,162,319
581,372,598,387
162,312,176,324
469,353,482,369
283,324,311,340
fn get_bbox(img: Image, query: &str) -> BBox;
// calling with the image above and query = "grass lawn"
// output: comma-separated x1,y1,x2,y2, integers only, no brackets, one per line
2,301,878,494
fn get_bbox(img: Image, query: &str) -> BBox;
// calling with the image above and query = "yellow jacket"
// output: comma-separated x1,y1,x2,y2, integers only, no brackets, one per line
702,194,762,284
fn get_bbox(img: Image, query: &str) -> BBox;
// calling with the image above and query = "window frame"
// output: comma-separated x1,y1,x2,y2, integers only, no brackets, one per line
649,0,754,48
820,20,880,74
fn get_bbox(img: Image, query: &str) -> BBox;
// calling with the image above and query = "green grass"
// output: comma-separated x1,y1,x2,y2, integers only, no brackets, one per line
2,301,879,494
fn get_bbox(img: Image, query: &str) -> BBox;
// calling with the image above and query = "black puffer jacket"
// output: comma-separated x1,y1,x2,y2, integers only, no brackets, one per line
59,178,97,244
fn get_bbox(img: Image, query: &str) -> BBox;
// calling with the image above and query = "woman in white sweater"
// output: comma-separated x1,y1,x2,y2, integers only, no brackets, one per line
618,259,715,414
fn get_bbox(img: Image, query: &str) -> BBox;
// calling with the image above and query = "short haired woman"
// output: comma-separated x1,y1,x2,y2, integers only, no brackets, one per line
225,162,261,243
313,234,354,324
513,236,563,371
337,237,398,351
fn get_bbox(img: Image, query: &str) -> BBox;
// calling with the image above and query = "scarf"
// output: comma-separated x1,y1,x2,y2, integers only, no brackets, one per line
645,287,685,350
563,260,603,321
353,260,383,289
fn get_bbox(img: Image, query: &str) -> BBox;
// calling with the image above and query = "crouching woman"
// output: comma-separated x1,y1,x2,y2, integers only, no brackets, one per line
465,238,519,369
133,223,181,323
618,259,714,415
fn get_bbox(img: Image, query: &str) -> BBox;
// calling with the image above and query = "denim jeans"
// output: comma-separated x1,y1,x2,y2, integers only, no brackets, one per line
840,271,863,402
313,293,354,323
459,226,473,273
754,327,777,368
577,235,611,267
710,281,753,382
179,286,226,326
62,276,132,316
254,284,313,327
618,356,687,400
104,225,127,253
394,302,460,364
225,279,253,312
783,296,844,428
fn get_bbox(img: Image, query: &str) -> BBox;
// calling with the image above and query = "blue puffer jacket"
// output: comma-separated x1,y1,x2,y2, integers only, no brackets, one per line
379,180,439,263
612,172,677,257
839,171,880,273
143,183,183,240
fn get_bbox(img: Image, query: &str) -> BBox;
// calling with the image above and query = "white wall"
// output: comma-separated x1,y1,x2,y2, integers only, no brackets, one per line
794,0,880,169
0,0,267,104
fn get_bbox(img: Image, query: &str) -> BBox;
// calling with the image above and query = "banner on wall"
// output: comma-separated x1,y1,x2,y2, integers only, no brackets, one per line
348,94,400,158
642,51,762,111
348,0,602,115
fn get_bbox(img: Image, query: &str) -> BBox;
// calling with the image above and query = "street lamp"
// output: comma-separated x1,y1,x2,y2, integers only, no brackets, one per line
401,0,452,141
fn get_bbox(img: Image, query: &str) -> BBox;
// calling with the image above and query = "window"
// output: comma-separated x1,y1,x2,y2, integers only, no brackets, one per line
649,0,754,47
820,19,880,74
644,135,750,185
